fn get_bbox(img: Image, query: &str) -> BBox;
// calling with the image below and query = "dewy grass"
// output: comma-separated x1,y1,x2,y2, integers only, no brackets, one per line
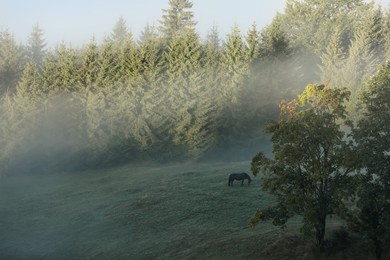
0,162,374,259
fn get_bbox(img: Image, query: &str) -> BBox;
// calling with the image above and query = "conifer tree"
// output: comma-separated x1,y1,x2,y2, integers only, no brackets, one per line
319,29,346,87
160,0,196,43
348,62,390,260
95,40,120,91
203,26,222,92
221,25,248,104
259,15,291,59
162,28,206,157
283,0,366,54
118,34,142,87
110,17,130,50
342,7,385,120
78,38,100,89
55,44,81,92
17,61,44,101
139,24,163,85
26,24,47,68
245,23,260,63
0,30,25,94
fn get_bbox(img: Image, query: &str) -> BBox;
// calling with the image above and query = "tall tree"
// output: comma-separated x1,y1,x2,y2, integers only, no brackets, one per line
110,16,130,50
78,38,100,89
17,61,44,101
282,0,367,54
319,28,346,87
250,84,355,250
347,62,390,260
26,24,47,68
139,23,158,43
159,0,196,43
162,29,207,158
95,40,120,91
117,33,142,86
139,25,164,86
245,23,260,63
259,15,291,59
220,25,248,104
0,30,25,94
341,6,385,121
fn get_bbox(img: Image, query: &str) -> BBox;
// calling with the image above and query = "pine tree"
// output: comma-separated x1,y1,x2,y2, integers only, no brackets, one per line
55,43,81,92
78,38,100,89
118,34,142,87
259,15,291,59
40,44,81,93
139,23,159,44
220,25,248,104
342,7,385,120
319,29,346,87
160,0,196,43
348,62,390,260
383,9,390,59
139,24,163,85
17,61,44,100
203,26,222,90
0,29,25,94
95,40,120,91
110,17,130,50
162,28,206,157
26,24,47,68
283,0,367,54
245,23,260,63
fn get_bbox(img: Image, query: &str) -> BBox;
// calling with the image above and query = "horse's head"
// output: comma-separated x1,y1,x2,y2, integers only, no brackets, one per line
244,172,252,184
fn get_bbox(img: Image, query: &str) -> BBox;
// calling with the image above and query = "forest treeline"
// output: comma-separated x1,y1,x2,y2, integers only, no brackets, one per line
0,0,389,172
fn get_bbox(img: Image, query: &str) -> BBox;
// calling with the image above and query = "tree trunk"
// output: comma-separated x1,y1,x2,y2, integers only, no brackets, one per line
316,215,326,250
373,238,382,260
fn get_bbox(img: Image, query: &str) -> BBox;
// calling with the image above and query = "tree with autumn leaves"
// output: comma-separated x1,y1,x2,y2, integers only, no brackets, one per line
250,84,357,250
250,76,390,258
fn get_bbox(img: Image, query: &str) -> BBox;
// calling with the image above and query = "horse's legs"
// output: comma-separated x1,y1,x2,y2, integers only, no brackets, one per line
241,180,244,185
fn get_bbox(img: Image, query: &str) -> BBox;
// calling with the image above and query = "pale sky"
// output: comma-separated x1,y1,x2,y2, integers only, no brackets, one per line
0,0,389,48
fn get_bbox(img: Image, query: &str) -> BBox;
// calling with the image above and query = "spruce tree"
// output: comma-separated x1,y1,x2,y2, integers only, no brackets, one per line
245,23,260,63
118,33,142,87
283,0,367,54
26,24,47,68
95,40,120,91
348,62,390,260
0,30,25,94
17,61,44,101
160,0,196,43
78,38,100,90
110,17,130,50
319,29,346,87
220,25,248,104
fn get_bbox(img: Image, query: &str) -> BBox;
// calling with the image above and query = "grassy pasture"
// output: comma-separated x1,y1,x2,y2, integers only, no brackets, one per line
0,161,379,259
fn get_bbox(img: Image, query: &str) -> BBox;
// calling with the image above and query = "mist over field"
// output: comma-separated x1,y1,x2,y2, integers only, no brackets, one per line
2,0,390,259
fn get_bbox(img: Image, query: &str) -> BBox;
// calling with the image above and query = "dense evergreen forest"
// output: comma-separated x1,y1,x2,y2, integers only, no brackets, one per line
0,0,389,173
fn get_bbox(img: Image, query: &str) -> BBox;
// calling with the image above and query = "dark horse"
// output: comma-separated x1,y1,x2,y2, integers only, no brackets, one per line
228,172,251,186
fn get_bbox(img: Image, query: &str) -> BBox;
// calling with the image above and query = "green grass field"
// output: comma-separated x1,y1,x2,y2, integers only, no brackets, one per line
0,161,379,259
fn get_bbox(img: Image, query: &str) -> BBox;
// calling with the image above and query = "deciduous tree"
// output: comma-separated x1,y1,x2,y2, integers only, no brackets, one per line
251,84,355,250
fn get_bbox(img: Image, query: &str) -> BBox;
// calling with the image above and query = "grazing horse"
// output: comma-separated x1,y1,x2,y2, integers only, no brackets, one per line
228,172,251,186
